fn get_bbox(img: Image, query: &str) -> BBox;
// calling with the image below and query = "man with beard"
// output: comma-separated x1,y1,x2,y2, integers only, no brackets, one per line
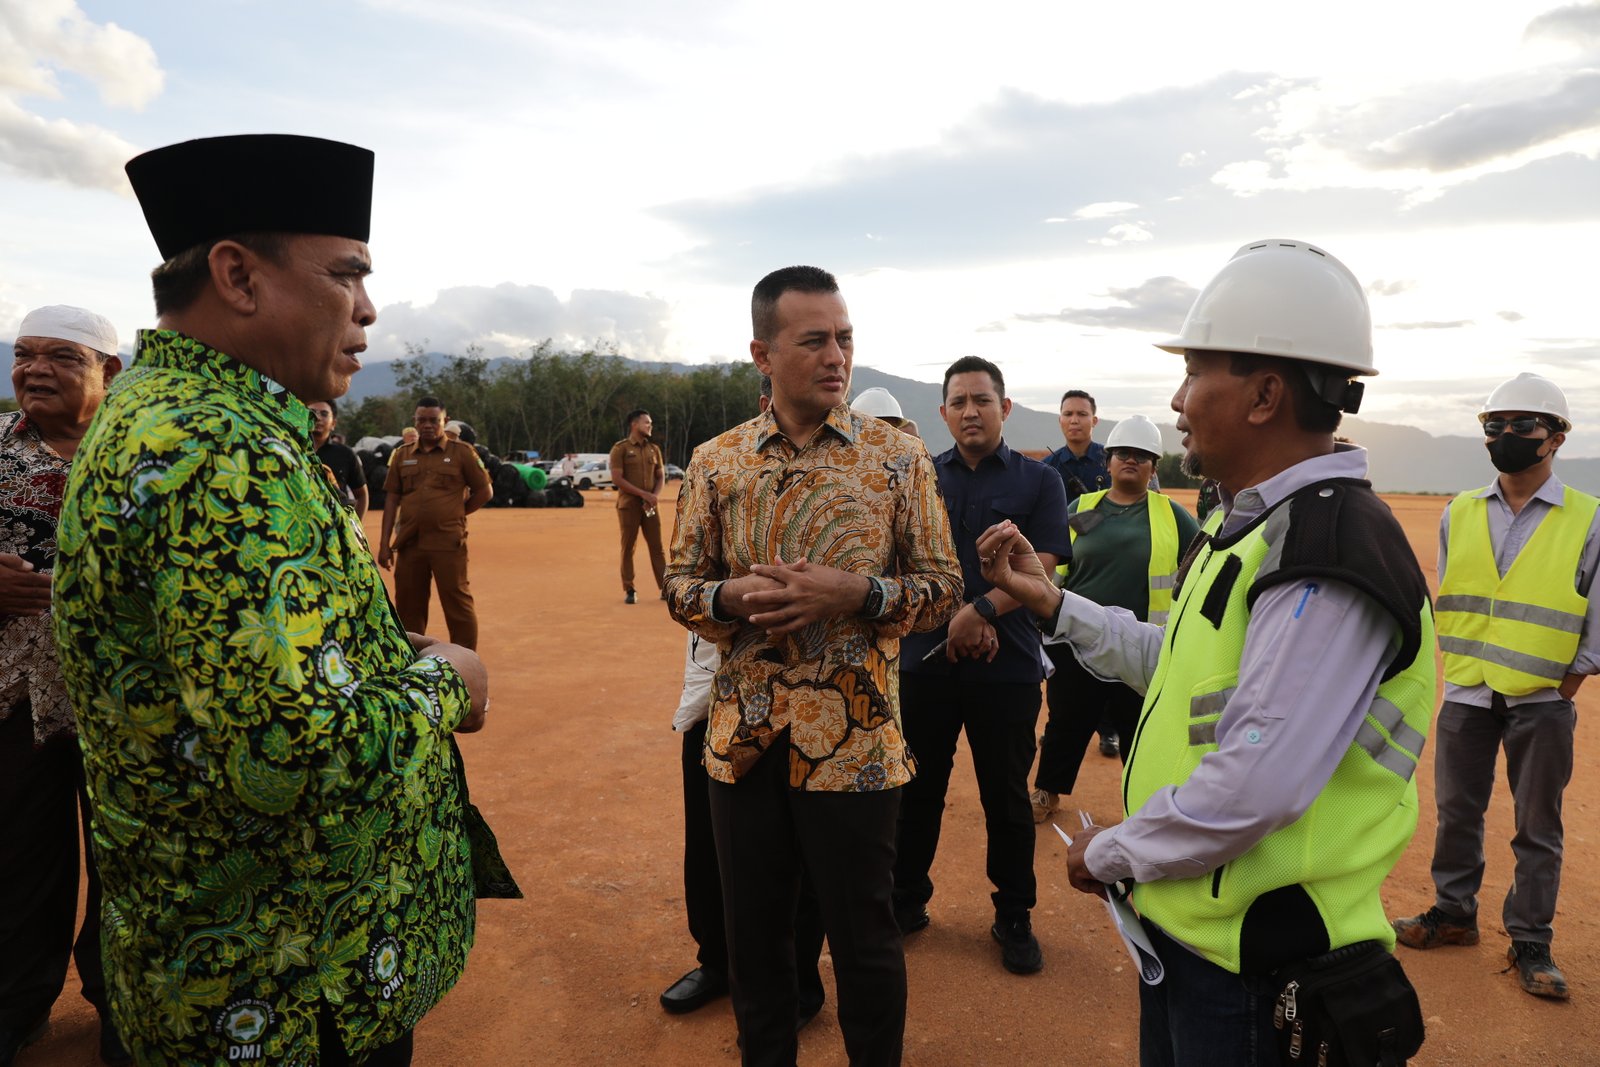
974,239,1433,1066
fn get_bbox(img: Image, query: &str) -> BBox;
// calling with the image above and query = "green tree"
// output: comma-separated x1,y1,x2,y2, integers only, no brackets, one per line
1155,453,1199,489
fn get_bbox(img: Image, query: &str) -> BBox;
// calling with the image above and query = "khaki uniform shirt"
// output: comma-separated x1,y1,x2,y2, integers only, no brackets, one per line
384,439,490,550
610,437,663,511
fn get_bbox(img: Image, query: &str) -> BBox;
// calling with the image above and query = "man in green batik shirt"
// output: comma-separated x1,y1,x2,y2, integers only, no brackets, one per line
52,135,491,1066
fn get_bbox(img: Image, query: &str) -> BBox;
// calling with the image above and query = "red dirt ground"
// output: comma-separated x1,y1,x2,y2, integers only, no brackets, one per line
24,489,1599,1065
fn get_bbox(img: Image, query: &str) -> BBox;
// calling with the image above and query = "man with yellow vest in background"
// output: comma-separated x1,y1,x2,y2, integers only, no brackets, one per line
1392,372,1597,1000
975,239,1432,1066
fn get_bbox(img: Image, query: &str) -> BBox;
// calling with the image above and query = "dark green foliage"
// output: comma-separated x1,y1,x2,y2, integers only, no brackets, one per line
340,342,765,465
1155,452,1199,489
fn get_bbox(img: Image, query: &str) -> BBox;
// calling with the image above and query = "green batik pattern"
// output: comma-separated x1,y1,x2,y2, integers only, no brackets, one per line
54,331,477,1065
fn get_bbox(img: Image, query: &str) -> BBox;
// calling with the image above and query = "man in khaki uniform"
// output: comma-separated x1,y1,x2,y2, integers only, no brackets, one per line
610,408,666,604
379,396,493,646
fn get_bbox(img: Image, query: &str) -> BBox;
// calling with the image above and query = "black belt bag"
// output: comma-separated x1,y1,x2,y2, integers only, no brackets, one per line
1272,940,1424,1066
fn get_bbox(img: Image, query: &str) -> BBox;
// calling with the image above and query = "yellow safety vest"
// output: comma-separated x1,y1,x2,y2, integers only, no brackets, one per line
1061,489,1181,625
1437,486,1598,696
1127,503,1436,973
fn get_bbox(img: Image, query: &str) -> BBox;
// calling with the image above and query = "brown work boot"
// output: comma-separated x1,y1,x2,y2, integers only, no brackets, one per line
1506,940,1569,999
1030,788,1059,824
1392,905,1479,949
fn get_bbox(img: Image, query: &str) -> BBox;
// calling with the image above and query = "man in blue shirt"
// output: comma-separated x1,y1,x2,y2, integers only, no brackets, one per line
1042,389,1109,503
894,356,1072,975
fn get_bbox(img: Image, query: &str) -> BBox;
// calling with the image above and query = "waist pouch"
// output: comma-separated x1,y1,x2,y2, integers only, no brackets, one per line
1272,940,1424,1066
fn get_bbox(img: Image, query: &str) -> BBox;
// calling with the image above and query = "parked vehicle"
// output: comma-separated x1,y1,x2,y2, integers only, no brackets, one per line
573,459,613,491
665,463,686,481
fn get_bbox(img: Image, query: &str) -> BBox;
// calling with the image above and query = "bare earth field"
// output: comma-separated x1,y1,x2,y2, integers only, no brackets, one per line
27,488,1600,1066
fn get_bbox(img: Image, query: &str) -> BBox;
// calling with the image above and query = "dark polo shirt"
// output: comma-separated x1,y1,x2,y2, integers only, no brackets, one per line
902,441,1072,684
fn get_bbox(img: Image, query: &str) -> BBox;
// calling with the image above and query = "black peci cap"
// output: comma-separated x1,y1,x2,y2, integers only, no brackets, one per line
126,134,374,260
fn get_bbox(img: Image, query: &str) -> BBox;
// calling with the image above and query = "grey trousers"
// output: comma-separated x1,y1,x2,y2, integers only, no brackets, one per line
1430,694,1576,943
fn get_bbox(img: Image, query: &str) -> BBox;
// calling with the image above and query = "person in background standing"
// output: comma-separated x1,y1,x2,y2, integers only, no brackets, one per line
611,409,667,604
308,398,368,517
1,305,129,1066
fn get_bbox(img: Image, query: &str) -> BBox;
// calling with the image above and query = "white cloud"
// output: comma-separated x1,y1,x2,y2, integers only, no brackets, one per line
0,1,162,191
1525,2,1600,46
1090,222,1155,246
1366,279,1416,297
369,283,674,359
1072,200,1140,219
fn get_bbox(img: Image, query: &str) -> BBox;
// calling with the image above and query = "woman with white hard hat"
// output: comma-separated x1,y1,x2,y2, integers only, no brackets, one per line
1030,414,1200,822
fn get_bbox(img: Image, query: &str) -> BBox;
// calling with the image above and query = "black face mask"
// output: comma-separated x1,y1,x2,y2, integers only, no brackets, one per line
1487,433,1548,474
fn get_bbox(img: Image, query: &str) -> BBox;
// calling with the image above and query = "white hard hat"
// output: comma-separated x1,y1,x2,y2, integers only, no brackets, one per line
1105,414,1164,456
852,386,904,420
1156,239,1376,377
1480,372,1571,432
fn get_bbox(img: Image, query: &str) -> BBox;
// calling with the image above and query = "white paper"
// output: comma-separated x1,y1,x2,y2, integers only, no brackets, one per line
1053,819,1165,985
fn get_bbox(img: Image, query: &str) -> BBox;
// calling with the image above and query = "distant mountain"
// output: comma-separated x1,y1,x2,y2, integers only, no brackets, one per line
19,351,1594,495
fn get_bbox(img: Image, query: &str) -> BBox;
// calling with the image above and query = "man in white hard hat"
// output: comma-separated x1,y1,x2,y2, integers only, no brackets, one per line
1391,372,1596,1000
975,239,1431,1064
851,386,907,429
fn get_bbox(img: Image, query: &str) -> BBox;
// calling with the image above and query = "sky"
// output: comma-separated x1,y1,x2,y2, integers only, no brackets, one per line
3,0,1599,451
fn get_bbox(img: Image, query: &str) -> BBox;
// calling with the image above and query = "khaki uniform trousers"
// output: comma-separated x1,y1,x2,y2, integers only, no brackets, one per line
394,544,478,649
618,506,666,594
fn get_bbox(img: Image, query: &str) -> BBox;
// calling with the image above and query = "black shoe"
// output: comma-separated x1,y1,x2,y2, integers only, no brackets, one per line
893,900,930,935
797,1000,822,1033
98,1015,132,1065
1506,940,1569,999
1099,733,1120,757
992,916,1043,975
660,967,728,1014
0,1015,49,1067
625,590,637,604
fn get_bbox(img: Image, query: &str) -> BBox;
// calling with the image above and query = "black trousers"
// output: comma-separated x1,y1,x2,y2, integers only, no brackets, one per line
708,738,904,1067
0,706,107,1030
682,723,825,1013
1034,645,1142,796
893,675,1040,921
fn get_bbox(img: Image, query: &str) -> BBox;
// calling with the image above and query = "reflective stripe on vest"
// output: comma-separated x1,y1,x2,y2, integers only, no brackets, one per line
1123,490,1436,974
1437,486,1598,696
1065,489,1182,625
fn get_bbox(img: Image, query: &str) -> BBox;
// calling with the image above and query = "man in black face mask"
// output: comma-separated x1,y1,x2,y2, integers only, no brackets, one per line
1393,371,1599,1001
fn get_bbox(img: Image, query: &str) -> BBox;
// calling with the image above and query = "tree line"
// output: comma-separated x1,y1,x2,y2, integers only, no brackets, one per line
339,344,766,465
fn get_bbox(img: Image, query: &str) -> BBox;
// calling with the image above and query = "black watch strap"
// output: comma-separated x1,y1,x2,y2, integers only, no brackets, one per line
973,594,997,620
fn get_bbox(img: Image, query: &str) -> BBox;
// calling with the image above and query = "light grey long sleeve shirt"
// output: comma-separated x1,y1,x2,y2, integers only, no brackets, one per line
1045,447,1407,885
1439,471,1600,709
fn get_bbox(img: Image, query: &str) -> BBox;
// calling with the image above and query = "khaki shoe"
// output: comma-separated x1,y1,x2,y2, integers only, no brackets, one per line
1392,906,1479,949
1030,788,1059,824
1506,941,1569,999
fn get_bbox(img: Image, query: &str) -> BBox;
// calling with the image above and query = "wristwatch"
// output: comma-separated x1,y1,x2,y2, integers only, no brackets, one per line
972,594,998,620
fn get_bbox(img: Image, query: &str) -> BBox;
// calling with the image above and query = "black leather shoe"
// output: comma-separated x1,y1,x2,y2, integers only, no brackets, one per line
993,916,1044,975
1507,940,1569,999
99,1015,133,1065
1099,732,1120,758
0,1015,49,1067
660,967,728,1014
894,900,930,935
625,590,637,604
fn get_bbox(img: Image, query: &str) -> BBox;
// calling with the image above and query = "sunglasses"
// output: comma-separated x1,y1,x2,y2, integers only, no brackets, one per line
1482,416,1548,438
1107,447,1155,462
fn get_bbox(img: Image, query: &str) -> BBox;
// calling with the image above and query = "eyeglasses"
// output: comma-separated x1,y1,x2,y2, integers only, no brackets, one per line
1482,416,1548,438
309,409,333,421
1107,447,1155,462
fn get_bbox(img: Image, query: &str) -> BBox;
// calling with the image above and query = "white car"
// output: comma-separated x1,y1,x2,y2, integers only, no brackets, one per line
572,460,613,490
